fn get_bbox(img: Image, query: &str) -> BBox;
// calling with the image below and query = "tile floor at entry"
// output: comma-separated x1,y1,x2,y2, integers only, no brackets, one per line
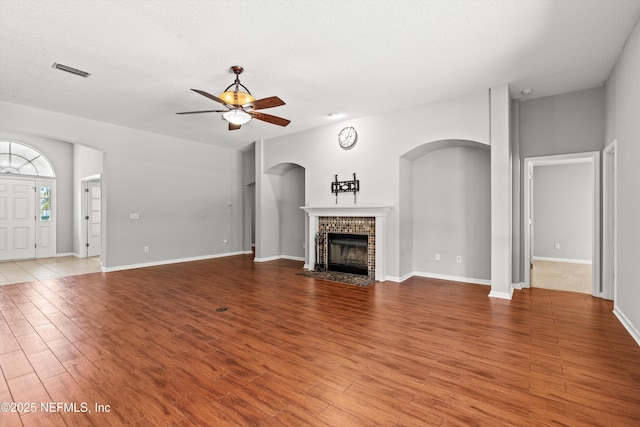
532,260,592,294
0,257,102,286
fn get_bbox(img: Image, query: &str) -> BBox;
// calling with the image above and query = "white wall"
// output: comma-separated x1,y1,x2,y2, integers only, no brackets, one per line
533,163,593,261
0,101,245,270
606,18,640,343
258,90,491,279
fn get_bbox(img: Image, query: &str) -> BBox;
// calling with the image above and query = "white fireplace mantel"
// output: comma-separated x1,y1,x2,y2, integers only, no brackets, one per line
301,205,393,280
301,204,393,218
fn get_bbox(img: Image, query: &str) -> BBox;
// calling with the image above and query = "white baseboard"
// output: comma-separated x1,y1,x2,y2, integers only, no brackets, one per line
533,256,592,265
488,288,514,300
388,271,491,286
254,254,305,263
412,271,491,286
253,255,281,263
103,251,249,272
281,255,305,262
613,305,640,347
384,272,413,283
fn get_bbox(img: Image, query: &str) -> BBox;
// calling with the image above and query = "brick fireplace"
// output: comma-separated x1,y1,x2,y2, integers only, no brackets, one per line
320,217,375,277
301,205,392,281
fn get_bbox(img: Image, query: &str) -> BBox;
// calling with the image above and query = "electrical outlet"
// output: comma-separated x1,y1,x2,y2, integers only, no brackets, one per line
456,256,462,263
223,240,228,245
144,246,149,253
554,243,560,249
435,253,440,261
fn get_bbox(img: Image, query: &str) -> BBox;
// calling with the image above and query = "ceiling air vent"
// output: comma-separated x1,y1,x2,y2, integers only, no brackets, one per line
52,62,90,78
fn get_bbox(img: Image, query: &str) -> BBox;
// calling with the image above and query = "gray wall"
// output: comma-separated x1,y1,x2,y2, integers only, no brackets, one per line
533,163,593,261
258,162,305,261
517,86,605,281
280,166,305,259
258,90,492,279
411,146,491,280
605,18,640,341
242,147,256,251
0,102,245,270
519,87,606,159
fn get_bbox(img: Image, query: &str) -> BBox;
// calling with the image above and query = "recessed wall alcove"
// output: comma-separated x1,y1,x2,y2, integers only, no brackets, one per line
256,162,306,262
399,139,491,284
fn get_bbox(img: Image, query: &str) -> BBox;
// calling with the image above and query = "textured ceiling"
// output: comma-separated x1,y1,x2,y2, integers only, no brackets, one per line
1,0,639,150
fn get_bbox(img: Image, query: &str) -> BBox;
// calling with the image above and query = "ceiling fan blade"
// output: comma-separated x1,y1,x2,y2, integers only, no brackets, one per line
176,110,227,115
191,89,227,105
229,122,241,131
249,111,291,127
250,96,286,110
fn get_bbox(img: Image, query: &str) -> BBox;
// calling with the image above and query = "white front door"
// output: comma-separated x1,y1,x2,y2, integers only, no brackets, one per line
87,180,101,257
0,178,36,260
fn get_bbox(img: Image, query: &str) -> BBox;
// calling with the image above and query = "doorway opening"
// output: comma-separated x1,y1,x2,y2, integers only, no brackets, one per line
523,152,601,297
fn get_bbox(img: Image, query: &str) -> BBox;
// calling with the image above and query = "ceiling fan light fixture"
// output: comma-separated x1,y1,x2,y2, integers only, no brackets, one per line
177,66,289,130
219,90,256,106
223,109,252,125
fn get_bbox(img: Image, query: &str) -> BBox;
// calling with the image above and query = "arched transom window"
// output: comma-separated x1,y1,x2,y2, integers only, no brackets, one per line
0,141,55,177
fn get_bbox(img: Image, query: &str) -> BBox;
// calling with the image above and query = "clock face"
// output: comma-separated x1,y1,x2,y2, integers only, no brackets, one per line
338,126,357,149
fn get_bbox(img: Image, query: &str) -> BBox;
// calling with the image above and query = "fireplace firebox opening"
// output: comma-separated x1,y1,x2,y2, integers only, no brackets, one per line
327,233,369,276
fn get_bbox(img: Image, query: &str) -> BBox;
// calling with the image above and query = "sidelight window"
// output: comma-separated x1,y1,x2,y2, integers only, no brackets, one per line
39,186,52,221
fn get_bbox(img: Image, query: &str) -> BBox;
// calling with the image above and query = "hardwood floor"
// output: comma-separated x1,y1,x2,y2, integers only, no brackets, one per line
1,254,639,426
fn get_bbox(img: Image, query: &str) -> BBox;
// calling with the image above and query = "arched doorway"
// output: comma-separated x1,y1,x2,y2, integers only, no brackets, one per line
0,141,57,260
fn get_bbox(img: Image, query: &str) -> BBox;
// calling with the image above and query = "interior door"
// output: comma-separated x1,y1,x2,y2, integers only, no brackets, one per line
0,178,36,260
87,180,101,257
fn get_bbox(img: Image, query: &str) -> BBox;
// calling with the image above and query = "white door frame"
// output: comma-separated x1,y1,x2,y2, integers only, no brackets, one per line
80,174,101,258
602,140,617,301
523,151,601,296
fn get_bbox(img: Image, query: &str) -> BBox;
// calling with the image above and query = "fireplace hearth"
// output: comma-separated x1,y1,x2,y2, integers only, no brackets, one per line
327,233,369,276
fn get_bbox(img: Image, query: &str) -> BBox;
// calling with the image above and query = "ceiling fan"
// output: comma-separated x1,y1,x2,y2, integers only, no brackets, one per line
177,66,290,131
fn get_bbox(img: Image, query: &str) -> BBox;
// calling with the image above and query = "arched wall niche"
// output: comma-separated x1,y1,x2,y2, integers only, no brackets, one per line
257,162,306,262
399,139,491,283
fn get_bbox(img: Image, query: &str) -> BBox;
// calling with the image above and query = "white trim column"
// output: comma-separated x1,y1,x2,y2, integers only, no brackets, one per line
489,85,513,299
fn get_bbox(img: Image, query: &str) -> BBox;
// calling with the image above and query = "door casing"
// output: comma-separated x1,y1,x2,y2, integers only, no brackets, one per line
523,152,601,296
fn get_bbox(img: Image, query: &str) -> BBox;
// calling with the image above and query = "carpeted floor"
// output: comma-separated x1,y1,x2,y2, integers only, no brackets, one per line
297,270,376,286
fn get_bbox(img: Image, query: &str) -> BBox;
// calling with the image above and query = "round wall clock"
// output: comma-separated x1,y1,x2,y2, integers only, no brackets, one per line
338,126,357,149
